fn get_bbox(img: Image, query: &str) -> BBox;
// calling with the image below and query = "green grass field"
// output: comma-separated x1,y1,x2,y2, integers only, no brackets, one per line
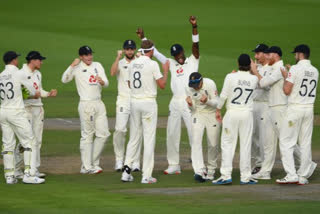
0,0,320,117
1,0,320,213
0,128,320,213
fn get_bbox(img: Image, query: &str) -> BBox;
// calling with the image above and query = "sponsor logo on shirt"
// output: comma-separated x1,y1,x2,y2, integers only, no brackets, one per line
33,82,39,90
89,75,97,84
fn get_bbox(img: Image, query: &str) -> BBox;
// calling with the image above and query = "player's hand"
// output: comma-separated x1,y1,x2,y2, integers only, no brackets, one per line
95,75,105,86
250,59,258,75
186,96,193,107
285,64,291,70
136,27,145,40
216,109,222,123
189,16,197,26
117,50,123,59
200,94,208,103
48,89,58,97
280,67,288,79
71,58,81,67
34,91,41,99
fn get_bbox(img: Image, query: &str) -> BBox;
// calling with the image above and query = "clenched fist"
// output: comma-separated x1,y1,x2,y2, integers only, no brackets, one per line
189,16,197,26
71,58,80,67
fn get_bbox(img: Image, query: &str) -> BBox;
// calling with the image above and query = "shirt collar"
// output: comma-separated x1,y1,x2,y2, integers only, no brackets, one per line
272,60,283,68
297,59,310,65
22,63,34,73
5,64,18,71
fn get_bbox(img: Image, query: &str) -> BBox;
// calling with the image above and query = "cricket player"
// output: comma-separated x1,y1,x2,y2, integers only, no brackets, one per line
185,73,220,182
213,54,258,185
110,40,142,172
14,51,57,179
251,46,305,179
136,16,200,175
0,51,45,184
277,44,318,185
121,40,169,184
250,44,277,178
61,46,110,174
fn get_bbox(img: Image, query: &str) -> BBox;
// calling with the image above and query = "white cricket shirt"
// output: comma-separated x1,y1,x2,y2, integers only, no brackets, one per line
61,61,109,101
287,59,319,105
117,58,131,98
169,54,199,98
0,65,36,109
128,56,163,99
218,71,258,111
253,64,271,102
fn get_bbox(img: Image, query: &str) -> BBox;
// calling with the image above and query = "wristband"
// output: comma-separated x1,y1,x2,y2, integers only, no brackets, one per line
192,25,198,28
192,34,199,43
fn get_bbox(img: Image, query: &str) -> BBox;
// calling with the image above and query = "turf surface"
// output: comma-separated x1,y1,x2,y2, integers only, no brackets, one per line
0,0,319,117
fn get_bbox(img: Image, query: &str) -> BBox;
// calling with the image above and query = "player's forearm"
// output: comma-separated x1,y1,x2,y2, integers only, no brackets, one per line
61,66,74,83
110,58,120,76
40,88,49,98
259,76,276,88
217,96,226,109
153,47,168,65
192,25,199,58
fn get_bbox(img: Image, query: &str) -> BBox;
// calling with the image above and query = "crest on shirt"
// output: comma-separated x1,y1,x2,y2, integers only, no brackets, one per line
124,66,128,69
193,93,198,96
94,68,98,74
37,74,40,80
28,76,31,79
82,69,87,72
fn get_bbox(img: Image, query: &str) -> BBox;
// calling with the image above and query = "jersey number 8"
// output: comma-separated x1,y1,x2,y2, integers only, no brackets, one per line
133,71,142,89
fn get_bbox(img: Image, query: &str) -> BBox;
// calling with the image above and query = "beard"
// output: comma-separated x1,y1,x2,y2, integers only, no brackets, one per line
125,54,134,60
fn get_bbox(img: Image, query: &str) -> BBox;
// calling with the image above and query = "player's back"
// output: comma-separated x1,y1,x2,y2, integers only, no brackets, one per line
129,56,162,99
223,71,258,111
0,65,26,109
288,60,319,105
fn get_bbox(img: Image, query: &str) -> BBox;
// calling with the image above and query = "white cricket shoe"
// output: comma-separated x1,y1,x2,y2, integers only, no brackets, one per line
164,165,181,175
276,176,298,184
132,162,140,172
114,160,123,172
141,177,157,184
80,166,90,174
205,169,215,180
23,174,45,184
306,162,317,179
121,171,134,182
297,177,309,185
252,172,271,180
14,170,24,179
35,171,46,178
89,167,103,174
6,176,18,184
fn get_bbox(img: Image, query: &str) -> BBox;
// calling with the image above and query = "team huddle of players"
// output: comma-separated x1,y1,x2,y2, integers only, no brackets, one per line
0,16,318,185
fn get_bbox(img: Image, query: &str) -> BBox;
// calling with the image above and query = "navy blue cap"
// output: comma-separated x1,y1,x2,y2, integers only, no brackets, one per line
292,44,310,55
189,72,202,88
265,46,282,57
79,46,93,56
238,54,251,66
3,51,20,64
252,44,269,53
123,40,136,49
170,44,184,56
26,51,46,61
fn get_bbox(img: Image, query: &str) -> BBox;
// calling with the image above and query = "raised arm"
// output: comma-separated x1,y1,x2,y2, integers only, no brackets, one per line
190,16,199,59
110,50,123,76
62,58,79,83
136,27,168,65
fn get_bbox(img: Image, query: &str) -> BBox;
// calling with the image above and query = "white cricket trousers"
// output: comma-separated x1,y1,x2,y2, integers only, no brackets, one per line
220,109,253,182
124,98,157,179
113,96,141,164
191,111,220,175
279,105,315,179
166,97,193,167
15,106,44,172
78,100,110,170
0,108,36,177
269,105,301,172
